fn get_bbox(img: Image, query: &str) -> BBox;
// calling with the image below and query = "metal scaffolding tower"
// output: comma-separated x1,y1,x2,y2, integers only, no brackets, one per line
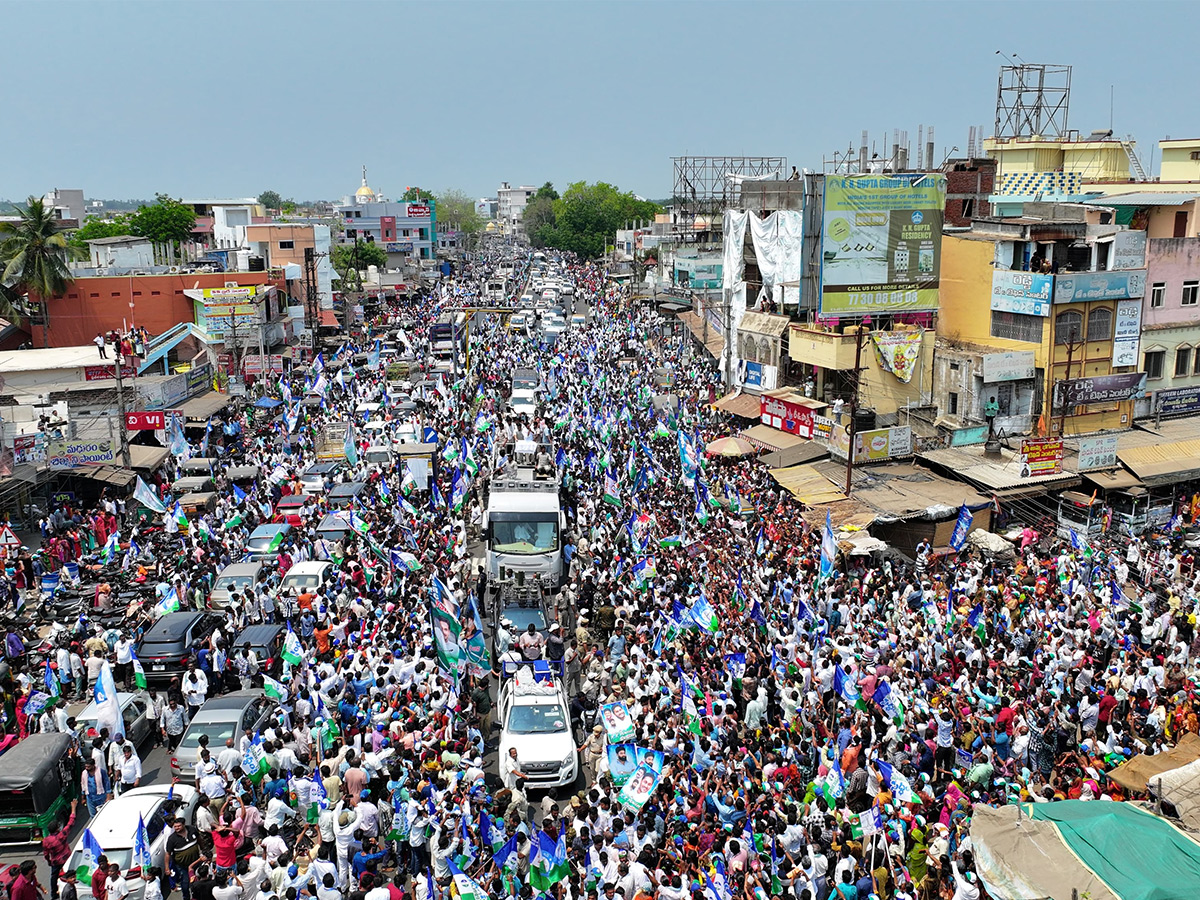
671,156,787,217
994,63,1072,140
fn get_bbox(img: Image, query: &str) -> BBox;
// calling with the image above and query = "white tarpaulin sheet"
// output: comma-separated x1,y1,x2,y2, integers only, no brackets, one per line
722,210,749,387
748,210,803,310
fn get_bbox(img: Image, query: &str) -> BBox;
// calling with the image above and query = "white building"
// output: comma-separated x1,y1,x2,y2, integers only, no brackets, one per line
86,235,156,270
497,183,537,230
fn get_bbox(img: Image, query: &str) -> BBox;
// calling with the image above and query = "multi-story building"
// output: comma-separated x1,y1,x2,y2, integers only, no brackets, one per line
246,223,336,309
42,188,85,228
334,200,436,263
497,182,537,232
184,198,268,250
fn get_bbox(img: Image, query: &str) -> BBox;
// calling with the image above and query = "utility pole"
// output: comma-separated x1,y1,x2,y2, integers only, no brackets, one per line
113,355,132,470
844,321,867,497
1055,326,1081,438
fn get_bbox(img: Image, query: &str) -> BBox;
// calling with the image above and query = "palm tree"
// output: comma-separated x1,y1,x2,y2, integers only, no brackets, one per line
0,196,74,346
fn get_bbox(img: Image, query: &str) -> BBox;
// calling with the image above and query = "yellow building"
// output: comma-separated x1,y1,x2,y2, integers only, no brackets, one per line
984,135,1134,199
936,222,1144,438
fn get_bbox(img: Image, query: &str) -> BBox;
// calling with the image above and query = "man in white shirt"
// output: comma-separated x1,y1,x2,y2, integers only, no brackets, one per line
183,665,209,716
116,744,142,794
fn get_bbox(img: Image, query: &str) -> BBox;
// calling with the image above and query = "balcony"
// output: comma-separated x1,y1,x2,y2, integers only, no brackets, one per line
787,324,863,370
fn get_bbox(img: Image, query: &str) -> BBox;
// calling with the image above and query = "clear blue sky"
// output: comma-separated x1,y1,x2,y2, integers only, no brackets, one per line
4,1,1198,203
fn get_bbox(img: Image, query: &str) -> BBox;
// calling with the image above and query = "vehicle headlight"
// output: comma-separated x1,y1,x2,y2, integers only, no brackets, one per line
562,751,575,768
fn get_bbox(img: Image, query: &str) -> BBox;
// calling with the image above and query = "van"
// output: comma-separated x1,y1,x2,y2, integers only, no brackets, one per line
209,561,266,610
280,561,335,595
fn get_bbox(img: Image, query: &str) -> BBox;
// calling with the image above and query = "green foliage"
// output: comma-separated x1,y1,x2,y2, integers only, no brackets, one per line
281,200,297,214
403,187,434,202
523,196,556,240
0,196,74,324
130,194,197,246
331,242,388,289
258,190,283,210
433,189,483,234
531,181,661,258
535,182,559,202
67,214,134,254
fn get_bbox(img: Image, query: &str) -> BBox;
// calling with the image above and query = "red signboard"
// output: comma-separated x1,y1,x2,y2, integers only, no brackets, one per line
380,216,396,241
84,364,136,381
760,394,816,439
126,411,167,431
406,204,430,218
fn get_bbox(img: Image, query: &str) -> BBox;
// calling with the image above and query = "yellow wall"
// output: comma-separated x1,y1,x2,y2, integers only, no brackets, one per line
858,328,935,418
1160,140,1200,181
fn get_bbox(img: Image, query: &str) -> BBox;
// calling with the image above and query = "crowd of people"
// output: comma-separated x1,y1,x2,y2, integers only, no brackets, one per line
0,247,1195,900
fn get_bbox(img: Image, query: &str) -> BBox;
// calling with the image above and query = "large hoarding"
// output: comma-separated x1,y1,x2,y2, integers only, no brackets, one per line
990,271,1053,316
819,173,947,316
1053,269,1147,304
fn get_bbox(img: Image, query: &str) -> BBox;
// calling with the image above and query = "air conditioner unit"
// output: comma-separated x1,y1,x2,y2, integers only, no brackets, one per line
225,281,239,288
168,266,180,274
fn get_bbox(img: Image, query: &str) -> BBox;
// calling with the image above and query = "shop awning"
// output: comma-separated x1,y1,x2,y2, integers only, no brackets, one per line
128,444,170,472
678,311,724,358
712,391,762,419
739,423,807,453
1118,439,1200,486
1108,733,1200,793
62,465,136,488
1083,467,1144,491
319,309,340,328
768,463,848,505
180,391,233,422
758,442,830,468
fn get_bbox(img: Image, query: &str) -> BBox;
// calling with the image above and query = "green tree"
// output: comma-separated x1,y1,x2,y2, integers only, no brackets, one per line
281,200,298,214
403,187,434,202
534,181,661,258
258,190,283,210
523,196,556,243
433,189,483,234
130,194,196,262
535,181,559,201
331,242,388,289
66,213,134,254
0,197,74,341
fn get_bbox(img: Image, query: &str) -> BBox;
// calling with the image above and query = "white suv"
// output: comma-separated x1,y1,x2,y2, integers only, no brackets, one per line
498,666,578,789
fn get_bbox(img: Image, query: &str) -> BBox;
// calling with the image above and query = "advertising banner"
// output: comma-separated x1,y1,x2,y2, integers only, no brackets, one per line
1054,372,1146,408
162,373,189,409
760,392,817,438
990,270,1054,316
1053,269,1147,304
819,173,947,315
871,329,924,383
202,285,259,300
126,411,168,431
84,364,136,381
186,362,212,397
983,350,1036,383
13,434,44,465
1155,385,1200,416
46,438,115,469
830,425,913,463
1020,438,1063,477
1077,435,1120,472
1113,298,1142,367
1112,230,1148,271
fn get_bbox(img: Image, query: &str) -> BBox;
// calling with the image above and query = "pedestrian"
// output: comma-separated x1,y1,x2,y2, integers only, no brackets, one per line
94,334,107,359
41,799,78,900
80,758,110,818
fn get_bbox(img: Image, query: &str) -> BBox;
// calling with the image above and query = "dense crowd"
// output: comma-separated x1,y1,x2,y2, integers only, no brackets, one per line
0,249,1196,900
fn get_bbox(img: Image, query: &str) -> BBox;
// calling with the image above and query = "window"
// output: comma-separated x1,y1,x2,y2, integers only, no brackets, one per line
1175,211,1190,238
990,310,1044,343
1178,347,1193,377
961,198,975,218
1183,281,1199,306
278,240,294,250
948,392,959,415
1054,310,1083,344
1193,351,1200,376
1145,350,1165,380
1086,308,1112,342
1151,282,1166,308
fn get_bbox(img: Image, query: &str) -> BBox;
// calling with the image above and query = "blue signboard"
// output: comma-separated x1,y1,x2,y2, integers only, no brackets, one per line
385,242,414,253
990,271,1053,316
744,361,764,389
1054,269,1147,304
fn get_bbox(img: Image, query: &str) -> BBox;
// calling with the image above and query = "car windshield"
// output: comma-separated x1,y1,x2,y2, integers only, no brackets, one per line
283,572,322,590
179,717,238,751
507,702,567,735
492,518,557,555
499,608,548,633
214,575,254,591
365,450,391,463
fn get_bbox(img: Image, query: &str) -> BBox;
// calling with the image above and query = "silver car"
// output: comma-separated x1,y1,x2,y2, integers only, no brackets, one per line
66,785,199,900
74,691,156,748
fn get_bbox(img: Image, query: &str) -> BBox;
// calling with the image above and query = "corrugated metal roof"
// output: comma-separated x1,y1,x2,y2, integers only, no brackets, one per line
919,445,1081,495
1118,439,1200,486
1084,192,1198,207
768,462,848,506
712,390,762,419
738,312,791,338
679,311,724,357
740,423,806,452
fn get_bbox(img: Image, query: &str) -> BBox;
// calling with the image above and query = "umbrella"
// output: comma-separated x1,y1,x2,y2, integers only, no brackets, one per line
705,436,756,457
254,397,283,409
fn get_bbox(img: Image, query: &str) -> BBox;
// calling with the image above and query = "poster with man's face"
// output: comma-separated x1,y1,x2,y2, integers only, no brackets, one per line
600,701,635,741
607,744,637,786
635,747,664,772
617,761,661,812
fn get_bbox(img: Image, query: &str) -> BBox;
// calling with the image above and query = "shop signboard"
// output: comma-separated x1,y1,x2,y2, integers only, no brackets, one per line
813,415,835,441
406,204,431,218
1053,269,1147,304
990,271,1053,317
84,364,135,381
1054,372,1146,408
982,350,1036,383
759,391,818,438
1077,435,1120,472
1113,298,1142,367
1155,385,1200,416
186,363,212,397
1112,230,1148,271
830,424,913,463
46,438,115,469
126,411,167,431
13,433,44,465
162,373,189,408
385,242,414,253
1020,438,1063,476
202,285,259,300
819,173,947,316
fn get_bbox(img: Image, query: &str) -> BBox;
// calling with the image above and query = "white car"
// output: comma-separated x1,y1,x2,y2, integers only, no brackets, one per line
67,785,199,900
510,388,539,418
498,668,578,789
280,560,335,595
364,445,393,466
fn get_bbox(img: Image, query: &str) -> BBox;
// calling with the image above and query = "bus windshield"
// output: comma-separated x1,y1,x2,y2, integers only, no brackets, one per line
491,515,558,554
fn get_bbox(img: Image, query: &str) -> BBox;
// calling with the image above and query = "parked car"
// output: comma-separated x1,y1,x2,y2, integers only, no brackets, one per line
66,785,199,900
328,482,367,510
74,690,156,748
244,523,292,561
208,561,266,611
170,691,279,778
300,462,343,494
364,445,393,467
136,612,220,686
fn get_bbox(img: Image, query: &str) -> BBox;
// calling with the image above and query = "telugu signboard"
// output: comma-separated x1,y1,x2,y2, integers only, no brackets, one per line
983,350,1036,383
405,204,431,218
1053,269,1147,304
830,424,913,464
202,285,259,300
819,173,947,316
1077,434,1120,472
759,391,819,439
46,439,115,469
1054,372,1147,408
990,271,1053,317
1113,298,1143,367
1020,438,1064,477
1155,385,1200,416
1112,230,1148,271
83,364,136,381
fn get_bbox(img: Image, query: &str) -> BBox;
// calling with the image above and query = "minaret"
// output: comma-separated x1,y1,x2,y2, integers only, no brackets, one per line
362,165,368,189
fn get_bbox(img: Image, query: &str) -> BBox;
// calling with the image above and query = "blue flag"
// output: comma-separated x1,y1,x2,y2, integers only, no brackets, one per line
949,503,973,551
819,509,837,579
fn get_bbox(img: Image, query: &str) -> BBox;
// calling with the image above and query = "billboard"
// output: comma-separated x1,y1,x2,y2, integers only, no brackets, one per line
1054,372,1146,408
1053,269,1146,304
1077,435,1120,472
46,438,115,469
1113,298,1142,367
819,174,947,316
1020,438,1063,477
983,350,1036,383
1112,230,1148,270
202,285,259,300
1155,385,1200,416
830,424,913,463
990,271,1053,316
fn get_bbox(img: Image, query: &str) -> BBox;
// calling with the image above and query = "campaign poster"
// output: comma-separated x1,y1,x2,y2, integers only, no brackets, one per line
606,744,638,786
617,761,662,812
600,701,635,742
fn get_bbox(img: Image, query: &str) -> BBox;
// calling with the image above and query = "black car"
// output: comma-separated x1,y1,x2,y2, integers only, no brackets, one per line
328,482,368,509
231,624,285,677
136,612,220,685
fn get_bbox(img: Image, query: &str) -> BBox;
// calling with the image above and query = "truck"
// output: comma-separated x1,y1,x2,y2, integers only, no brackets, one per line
316,422,349,462
484,440,565,590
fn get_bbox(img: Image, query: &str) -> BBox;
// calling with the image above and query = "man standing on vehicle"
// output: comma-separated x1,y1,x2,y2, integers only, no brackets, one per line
41,799,77,900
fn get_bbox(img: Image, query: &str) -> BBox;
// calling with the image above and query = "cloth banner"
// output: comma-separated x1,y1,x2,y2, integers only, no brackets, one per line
870,329,924,383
